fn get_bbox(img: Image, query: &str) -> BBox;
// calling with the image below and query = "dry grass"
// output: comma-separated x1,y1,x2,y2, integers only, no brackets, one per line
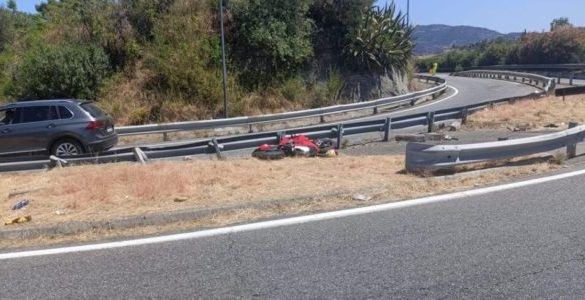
467,94,585,130
0,155,558,240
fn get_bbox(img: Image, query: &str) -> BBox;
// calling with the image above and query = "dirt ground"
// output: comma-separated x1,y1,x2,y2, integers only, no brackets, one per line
467,94,585,130
1,155,557,235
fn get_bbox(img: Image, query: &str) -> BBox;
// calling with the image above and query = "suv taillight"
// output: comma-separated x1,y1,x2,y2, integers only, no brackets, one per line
86,120,104,129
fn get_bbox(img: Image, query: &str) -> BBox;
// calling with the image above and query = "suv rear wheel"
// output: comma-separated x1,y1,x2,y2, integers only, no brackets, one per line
51,138,84,157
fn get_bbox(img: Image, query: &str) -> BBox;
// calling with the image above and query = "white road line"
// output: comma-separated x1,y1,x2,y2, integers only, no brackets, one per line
391,85,460,115
3,167,585,260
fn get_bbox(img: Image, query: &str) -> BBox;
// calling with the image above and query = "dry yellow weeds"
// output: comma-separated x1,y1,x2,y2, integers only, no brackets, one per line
467,94,585,130
0,155,557,231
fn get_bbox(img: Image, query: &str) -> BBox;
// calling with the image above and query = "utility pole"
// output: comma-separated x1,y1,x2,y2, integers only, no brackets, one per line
219,0,229,118
406,0,410,26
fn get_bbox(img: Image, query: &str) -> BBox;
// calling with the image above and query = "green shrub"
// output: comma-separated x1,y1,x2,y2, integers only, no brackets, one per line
9,44,111,100
280,77,306,102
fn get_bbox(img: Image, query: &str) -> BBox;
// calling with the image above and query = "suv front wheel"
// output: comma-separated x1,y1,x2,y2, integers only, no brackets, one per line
51,138,84,157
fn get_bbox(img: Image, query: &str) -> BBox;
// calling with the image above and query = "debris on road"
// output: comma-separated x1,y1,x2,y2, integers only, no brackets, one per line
4,215,32,225
11,199,30,210
352,194,372,202
395,134,426,142
448,121,462,131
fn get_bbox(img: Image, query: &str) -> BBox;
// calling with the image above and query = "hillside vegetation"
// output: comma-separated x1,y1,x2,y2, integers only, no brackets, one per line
413,24,520,55
417,19,585,72
0,0,415,125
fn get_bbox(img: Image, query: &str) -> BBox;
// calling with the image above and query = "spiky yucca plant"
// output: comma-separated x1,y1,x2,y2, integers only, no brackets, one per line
343,3,414,75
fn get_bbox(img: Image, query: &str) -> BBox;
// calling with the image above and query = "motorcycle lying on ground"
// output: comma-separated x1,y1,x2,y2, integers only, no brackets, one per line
252,135,338,160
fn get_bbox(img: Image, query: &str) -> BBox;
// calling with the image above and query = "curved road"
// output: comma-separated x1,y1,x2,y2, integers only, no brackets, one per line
2,169,585,298
390,75,540,118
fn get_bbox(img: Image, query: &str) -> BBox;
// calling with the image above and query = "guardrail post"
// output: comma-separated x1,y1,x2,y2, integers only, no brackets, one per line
570,74,574,86
426,112,435,133
373,106,378,115
208,138,225,160
489,101,494,109
49,155,68,168
320,115,326,123
133,147,148,165
249,124,254,133
163,132,170,142
335,124,344,149
277,131,285,143
461,107,469,124
522,77,525,83
557,76,561,84
383,118,391,142
567,122,579,159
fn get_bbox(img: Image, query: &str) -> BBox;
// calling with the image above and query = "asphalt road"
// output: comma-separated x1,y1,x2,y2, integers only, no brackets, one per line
3,170,585,298
388,75,539,117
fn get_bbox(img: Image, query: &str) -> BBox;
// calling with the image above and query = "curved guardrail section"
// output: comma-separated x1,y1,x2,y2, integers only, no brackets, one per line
405,124,585,172
474,64,585,71
116,75,447,136
453,70,556,93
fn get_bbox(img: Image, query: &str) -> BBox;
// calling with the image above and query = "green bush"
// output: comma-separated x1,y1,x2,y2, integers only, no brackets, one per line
9,44,111,100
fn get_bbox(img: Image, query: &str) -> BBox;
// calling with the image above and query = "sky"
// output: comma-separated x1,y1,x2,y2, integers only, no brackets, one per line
4,0,585,34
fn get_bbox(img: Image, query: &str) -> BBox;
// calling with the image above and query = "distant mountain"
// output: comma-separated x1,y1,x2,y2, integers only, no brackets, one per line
413,24,522,55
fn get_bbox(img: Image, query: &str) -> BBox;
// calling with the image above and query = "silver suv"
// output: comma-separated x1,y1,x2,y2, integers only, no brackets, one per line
0,99,118,157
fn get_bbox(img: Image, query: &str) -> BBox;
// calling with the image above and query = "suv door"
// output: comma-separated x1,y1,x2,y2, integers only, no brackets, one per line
8,106,56,154
0,108,20,154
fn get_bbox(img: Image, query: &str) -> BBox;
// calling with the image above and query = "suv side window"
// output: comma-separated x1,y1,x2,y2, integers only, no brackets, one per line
0,108,18,125
58,106,73,119
20,106,51,123
49,106,59,120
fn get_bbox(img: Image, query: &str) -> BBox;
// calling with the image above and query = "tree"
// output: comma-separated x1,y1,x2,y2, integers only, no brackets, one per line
550,17,572,31
6,0,16,13
0,8,13,51
9,44,111,100
309,0,373,53
230,0,314,88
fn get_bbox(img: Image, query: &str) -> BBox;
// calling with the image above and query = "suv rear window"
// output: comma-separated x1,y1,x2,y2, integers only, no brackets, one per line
80,103,106,118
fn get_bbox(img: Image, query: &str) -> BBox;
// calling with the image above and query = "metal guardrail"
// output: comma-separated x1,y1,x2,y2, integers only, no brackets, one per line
405,123,584,172
0,70,554,172
115,75,447,136
473,64,585,71
453,70,556,93
555,86,585,97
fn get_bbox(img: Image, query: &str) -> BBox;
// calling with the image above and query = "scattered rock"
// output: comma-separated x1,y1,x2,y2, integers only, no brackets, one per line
55,210,66,216
498,137,509,141
448,121,461,131
544,123,559,128
425,132,446,141
174,197,188,203
352,194,372,202
395,134,425,142
183,156,193,161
